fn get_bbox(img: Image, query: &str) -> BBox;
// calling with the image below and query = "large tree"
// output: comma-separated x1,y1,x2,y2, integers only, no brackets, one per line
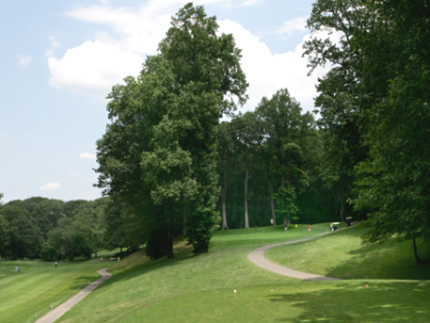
350,0,430,262
95,3,247,256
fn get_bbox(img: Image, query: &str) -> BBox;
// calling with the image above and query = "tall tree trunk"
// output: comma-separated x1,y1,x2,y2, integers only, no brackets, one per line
183,209,187,236
167,204,175,259
337,190,345,222
221,171,228,230
412,236,421,263
244,167,250,229
269,179,276,225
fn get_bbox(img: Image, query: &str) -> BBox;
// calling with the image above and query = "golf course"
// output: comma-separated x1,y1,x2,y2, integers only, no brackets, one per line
1,223,429,323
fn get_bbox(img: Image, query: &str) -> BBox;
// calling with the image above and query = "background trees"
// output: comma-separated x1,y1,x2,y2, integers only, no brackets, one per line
304,0,430,262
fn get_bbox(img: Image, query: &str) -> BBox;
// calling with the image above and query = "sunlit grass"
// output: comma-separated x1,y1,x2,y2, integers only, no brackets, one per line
54,224,430,323
0,260,108,323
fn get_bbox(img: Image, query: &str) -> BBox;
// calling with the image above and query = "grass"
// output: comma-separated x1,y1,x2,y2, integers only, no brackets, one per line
2,224,430,322
265,224,430,280
0,260,108,323
49,223,430,323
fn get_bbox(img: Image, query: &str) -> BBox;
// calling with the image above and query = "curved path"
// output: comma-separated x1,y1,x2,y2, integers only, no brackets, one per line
247,238,339,281
35,268,112,323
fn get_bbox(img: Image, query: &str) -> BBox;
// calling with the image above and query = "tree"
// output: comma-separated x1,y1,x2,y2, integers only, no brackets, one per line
231,112,261,228
95,3,247,256
350,0,430,262
1,206,43,259
31,199,64,240
255,88,309,224
217,121,236,230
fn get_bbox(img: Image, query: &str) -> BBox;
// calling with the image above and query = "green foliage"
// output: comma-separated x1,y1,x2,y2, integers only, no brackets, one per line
95,3,247,256
305,0,430,261
1,206,43,259
40,241,58,261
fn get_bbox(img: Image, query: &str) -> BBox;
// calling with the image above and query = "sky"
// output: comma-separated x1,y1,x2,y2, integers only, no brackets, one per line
0,0,331,203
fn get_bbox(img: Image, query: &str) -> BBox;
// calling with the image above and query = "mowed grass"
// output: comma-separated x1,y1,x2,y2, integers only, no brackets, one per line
266,224,430,280
53,223,430,323
0,260,108,323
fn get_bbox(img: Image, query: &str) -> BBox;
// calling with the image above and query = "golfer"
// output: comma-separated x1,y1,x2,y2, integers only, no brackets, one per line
284,224,288,232
55,262,57,268
308,224,311,233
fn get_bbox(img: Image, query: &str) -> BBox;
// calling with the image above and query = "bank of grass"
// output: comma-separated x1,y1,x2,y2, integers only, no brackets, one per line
0,260,108,323
54,223,430,323
266,224,430,280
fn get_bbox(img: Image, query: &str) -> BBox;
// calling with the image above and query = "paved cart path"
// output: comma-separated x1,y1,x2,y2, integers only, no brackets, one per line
247,238,339,281
34,268,112,323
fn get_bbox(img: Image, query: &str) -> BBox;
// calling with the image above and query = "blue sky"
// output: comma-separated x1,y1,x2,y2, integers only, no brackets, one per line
0,0,330,203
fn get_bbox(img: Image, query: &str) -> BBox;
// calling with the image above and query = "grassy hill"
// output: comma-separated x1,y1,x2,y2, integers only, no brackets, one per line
266,224,430,280
54,224,430,323
1,224,429,323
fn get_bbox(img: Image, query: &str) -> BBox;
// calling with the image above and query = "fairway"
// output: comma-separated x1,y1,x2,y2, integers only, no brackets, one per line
40,224,429,323
0,260,108,323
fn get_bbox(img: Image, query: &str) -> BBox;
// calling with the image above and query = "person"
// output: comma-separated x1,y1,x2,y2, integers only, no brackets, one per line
55,262,57,268
308,224,311,233
284,224,288,232
117,257,120,262
270,218,274,225
100,257,103,262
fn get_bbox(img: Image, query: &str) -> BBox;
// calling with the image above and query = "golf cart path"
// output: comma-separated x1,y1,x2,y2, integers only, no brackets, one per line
34,268,112,323
247,237,339,281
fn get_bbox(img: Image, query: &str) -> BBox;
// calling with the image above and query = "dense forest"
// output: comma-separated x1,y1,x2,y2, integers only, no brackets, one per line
1,0,429,263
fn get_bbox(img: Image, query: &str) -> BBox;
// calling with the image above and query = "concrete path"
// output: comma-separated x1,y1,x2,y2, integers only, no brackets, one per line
247,238,339,281
34,268,112,323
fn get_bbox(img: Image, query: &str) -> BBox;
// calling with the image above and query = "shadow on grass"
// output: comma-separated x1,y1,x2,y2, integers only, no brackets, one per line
270,280,430,322
325,240,430,280
93,248,197,292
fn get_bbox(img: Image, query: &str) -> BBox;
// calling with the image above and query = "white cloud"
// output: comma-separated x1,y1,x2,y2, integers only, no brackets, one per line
242,0,264,6
49,36,61,48
79,152,97,160
18,54,31,66
218,20,333,113
44,49,54,57
48,41,144,99
275,16,308,37
39,182,61,191
98,0,110,4
52,2,334,112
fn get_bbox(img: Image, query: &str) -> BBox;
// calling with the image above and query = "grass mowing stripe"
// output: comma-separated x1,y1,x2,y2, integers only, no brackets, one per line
0,261,108,323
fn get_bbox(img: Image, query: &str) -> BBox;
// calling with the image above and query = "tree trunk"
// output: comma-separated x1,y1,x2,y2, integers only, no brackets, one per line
269,179,276,225
166,237,174,259
337,191,345,222
221,172,228,230
244,167,250,229
412,236,421,263
183,209,187,236
283,212,291,225
167,204,175,259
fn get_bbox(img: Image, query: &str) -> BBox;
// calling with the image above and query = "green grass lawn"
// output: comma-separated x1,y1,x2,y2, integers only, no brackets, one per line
2,224,430,323
50,223,430,323
266,224,430,280
0,260,108,323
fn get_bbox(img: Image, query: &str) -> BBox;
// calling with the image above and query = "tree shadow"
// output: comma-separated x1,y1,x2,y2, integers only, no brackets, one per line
270,280,430,322
93,248,197,291
324,238,430,280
